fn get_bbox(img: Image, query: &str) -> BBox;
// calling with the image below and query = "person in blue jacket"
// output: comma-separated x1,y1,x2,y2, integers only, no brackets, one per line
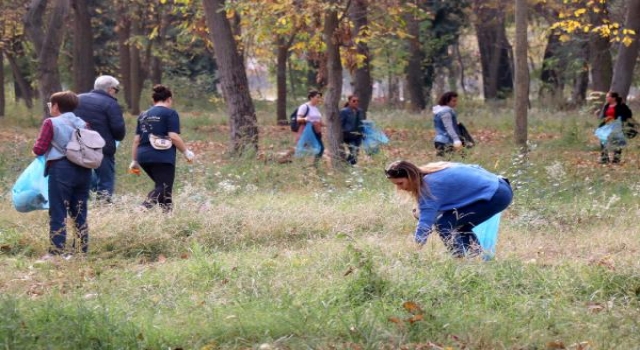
432,91,463,157
385,160,513,257
74,75,126,203
339,95,364,165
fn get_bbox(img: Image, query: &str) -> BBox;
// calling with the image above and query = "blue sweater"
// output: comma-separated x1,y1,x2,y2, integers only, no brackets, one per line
415,164,500,244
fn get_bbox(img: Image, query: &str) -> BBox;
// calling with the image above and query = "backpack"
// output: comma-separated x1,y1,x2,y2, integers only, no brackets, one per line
457,122,476,148
290,104,310,132
53,119,106,169
623,117,639,139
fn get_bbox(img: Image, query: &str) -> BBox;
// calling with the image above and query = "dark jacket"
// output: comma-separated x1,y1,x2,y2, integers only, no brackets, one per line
74,90,125,156
339,107,364,136
599,103,632,127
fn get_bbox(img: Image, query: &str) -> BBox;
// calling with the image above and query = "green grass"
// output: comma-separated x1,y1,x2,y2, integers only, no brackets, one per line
1,99,639,349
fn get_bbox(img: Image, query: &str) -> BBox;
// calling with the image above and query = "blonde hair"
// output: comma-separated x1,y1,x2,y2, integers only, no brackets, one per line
385,160,454,202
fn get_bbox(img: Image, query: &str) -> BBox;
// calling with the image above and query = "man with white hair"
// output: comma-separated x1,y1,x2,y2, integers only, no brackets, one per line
74,75,126,203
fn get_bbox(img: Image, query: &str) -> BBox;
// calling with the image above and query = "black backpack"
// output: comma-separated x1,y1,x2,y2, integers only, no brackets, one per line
290,104,310,132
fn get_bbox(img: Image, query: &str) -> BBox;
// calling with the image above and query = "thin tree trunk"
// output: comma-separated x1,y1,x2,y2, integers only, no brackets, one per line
71,0,95,93
276,35,295,125
5,51,34,108
116,6,132,109
514,0,528,148
349,0,372,115
475,3,513,100
323,2,344,168
203,0,259,155
588,2,612,93
610,0,640,99
24,0,69,117
406,12,425,111
0,50,4,117
129,16,143,115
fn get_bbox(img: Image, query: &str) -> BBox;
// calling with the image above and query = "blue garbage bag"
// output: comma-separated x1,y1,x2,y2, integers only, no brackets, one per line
595,118,627,148
12,156,49,212
295,123,322,157
362,120,389,155
472,212,501,260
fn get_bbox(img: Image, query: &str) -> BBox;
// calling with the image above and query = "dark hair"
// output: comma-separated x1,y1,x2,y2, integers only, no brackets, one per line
307,90,322,100
50,91,79,113
437,91,458,106
608,91,623,104
152,84,172,102
344,95,359,108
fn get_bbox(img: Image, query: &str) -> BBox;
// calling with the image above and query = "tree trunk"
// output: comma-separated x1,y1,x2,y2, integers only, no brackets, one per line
116,6,132,109
514,0,528,148
571,42,589,105
203,0,259,155
5,50,34,108
323,2,344,168
71,0,95,93
276,37,289,125
349,0,372,115
539,31,564,103
24,0,69,117
129,17,143,115
406,12,426,111
0,50,4,117
588,2,612,93
475,4,513,100
610,0,640,99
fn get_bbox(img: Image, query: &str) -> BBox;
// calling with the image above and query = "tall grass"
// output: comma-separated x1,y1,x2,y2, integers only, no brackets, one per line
0,100,639,349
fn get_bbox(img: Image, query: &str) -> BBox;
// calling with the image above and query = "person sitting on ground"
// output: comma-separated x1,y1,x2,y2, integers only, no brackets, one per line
432,91,465,157
597,91,632,164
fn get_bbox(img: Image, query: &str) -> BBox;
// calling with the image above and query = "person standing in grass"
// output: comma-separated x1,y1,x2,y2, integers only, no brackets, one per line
129,85,194,212
74,75,125,203
339,95,364,165
33,91,92,259
432,91,464,157
295,90,325,163
597,91,632,164
384,160,512,258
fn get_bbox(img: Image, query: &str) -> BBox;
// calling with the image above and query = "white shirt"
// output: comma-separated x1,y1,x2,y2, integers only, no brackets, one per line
298,103,322,123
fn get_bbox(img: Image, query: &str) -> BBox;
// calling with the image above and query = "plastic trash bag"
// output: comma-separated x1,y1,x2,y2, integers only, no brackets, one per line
595,118,627,148
12,156,49,212
295,123,322,157
472,212,501,261
362,120,389,155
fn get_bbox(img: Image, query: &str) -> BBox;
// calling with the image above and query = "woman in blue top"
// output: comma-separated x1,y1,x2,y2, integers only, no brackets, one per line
385,160,513,257
129,85,194,212
432,91,464,157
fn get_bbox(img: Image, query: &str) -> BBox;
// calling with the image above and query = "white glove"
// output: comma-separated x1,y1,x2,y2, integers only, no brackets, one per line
453,140,463,149
183,149,195,162
129,160,140,169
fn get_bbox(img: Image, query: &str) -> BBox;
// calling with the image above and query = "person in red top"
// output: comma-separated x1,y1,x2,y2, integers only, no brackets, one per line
33,91,92,260
597,91,632,164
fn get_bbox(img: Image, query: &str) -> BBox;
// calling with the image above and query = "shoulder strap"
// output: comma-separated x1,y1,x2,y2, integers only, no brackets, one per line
303,104,310,117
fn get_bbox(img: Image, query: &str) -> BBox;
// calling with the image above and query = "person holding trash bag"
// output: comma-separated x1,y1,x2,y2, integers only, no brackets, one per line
596,91,632,164
295,90,324,163
129,85,194,212
339,95,364,165
384,160,513,258
32,91,92,259
432,91,469,157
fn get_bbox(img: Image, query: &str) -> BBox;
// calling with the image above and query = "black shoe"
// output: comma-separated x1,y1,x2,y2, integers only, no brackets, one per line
599,158,610,164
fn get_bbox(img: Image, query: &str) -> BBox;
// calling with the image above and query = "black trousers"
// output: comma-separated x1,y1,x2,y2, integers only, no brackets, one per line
140,162,175,211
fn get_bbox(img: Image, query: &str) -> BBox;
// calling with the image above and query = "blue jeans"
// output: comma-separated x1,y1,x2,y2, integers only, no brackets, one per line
47,158,92,254
91,154,116,201
436,178,513,257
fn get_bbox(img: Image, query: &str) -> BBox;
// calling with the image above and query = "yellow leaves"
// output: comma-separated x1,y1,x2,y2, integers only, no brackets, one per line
574,8,587,17
558,34,571,42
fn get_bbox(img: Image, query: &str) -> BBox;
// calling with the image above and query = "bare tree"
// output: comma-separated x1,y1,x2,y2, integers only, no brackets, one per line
71,0,94,93
24,0,70,116
610,0,640,99
323,1,345,168
514,0,528,148
349,0,372,114
203,0,259,154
